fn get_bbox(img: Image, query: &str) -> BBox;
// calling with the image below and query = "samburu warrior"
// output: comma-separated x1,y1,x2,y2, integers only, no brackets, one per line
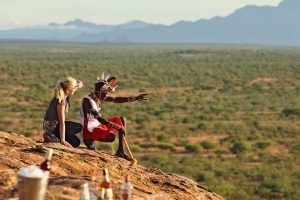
80,73,147,160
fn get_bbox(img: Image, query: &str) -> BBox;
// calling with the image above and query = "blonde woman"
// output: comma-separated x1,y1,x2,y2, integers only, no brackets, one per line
43,77,83,147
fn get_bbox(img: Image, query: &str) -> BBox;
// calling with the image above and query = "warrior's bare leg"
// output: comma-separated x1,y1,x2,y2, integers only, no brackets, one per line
115,117,131,160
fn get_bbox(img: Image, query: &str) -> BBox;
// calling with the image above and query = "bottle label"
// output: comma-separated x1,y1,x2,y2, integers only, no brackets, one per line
121,192,129,200
106,188,113,199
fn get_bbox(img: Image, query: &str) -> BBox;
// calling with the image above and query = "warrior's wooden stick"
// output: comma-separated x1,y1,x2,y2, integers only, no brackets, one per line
123,136,137,166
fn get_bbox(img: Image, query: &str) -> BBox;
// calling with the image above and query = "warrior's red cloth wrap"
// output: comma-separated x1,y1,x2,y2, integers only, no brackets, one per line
83,115,124,140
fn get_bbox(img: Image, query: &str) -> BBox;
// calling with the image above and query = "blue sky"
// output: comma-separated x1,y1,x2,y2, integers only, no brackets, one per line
0,0,282,29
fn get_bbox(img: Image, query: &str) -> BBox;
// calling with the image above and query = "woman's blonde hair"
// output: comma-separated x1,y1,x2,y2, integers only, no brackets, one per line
54,77,82,103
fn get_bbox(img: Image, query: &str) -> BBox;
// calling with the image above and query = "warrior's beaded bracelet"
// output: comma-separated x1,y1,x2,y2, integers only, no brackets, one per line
128,96,137,102
108,122,121,130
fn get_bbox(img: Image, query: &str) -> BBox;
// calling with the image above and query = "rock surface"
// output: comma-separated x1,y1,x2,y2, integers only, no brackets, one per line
0,131,224,200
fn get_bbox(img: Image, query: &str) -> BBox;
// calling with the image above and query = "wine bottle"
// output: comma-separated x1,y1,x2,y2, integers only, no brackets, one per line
98,168,113,200
81,182,91,200
40,148,53,172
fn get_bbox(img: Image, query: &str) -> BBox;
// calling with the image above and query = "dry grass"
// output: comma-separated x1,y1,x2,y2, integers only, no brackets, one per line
248,77,277,86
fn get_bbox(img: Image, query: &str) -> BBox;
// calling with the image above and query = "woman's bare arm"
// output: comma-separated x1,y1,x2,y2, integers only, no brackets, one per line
57,103,72,147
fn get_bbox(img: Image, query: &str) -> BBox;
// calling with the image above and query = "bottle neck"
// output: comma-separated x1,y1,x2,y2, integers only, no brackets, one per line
104,173,110,182
45,149,53,161
125,174,130,183
102,169,110,182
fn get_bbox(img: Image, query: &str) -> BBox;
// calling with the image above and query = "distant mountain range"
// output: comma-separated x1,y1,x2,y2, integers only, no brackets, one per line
0,0,299,45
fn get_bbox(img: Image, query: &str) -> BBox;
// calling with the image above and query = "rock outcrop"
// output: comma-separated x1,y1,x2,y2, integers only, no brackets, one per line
0,131,223,200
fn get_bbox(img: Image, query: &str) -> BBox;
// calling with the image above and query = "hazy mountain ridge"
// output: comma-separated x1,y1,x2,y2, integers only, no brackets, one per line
0,19,154,41
0,0,299,45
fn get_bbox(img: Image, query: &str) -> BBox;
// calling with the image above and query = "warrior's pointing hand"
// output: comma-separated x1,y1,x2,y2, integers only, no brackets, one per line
136,93,148,101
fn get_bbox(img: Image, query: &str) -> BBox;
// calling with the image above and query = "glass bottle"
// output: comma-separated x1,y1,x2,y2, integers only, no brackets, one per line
40,148,53,172
120,174,133,200
98,168,113,200
89,176,98,200
81,182,91,200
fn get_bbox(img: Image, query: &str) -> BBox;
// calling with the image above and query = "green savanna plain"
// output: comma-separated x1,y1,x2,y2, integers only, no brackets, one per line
0,42,300,199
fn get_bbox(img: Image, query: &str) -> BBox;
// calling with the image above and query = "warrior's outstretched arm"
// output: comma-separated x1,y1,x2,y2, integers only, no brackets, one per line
105,93,148,103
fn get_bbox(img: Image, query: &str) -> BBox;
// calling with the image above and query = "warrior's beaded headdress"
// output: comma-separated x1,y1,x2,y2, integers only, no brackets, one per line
95,72,119,93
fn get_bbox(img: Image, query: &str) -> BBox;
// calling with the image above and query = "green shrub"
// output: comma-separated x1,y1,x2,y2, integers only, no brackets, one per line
200,141,216,149
291,168,300,179
254,141,271,149
193,83,215,90
139,142,176,150
214,149,229,155
195,171,215,183
291,144,300,154
213,181,237,198
156,134,168,142
146,154,170,165
155,143,176,150
182,116,195,124
210,104,225,115
180,166,195,177
175,139,188,146
130,144,142,153
281,108,300,117
139,143,155,148
197,123,207,130
230,141,250,154
185,143,203,153
260,178,286,198
98,143,114,152
198,114,213,120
